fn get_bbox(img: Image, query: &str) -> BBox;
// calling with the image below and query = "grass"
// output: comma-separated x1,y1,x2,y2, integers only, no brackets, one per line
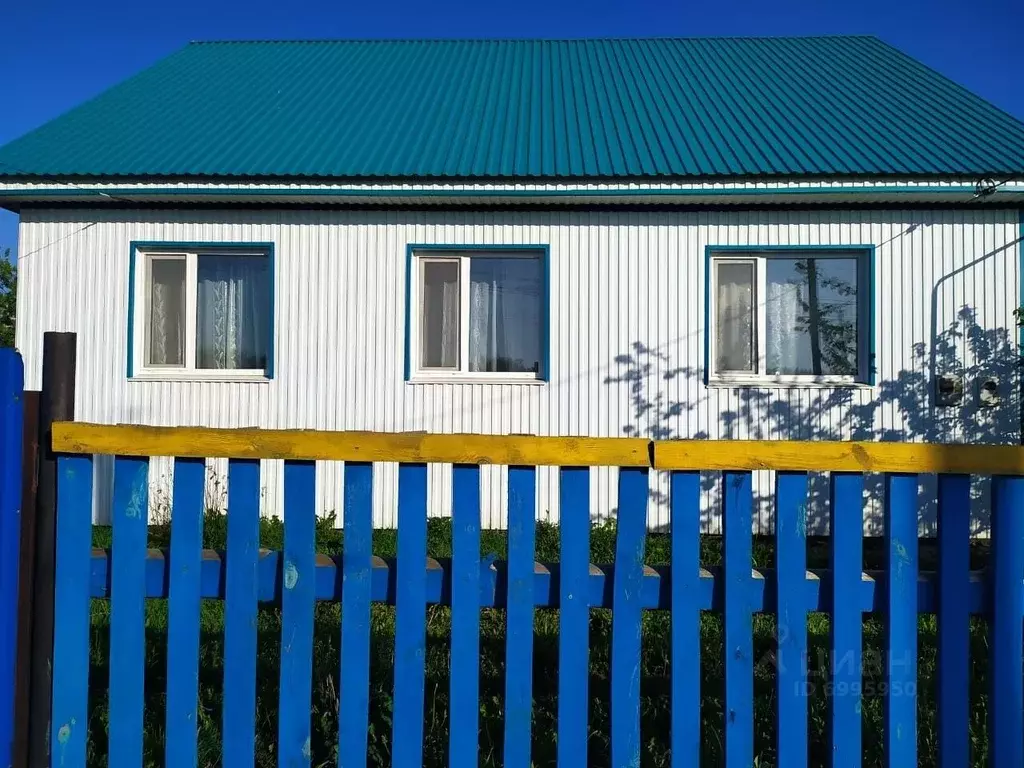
84,515,994,767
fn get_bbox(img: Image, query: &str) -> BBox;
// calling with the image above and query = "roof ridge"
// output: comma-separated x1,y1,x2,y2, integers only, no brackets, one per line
187,35,882,45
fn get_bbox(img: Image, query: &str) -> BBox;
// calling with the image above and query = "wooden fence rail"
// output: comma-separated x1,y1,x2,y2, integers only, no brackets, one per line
41,423,1024,768
1,349,1024,766
77,548,998,613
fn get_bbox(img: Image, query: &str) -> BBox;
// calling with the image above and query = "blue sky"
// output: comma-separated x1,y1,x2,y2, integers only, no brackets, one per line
2,0,1022,254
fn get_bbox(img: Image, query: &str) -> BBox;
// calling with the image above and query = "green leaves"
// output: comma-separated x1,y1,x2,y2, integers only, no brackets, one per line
0,248,14,348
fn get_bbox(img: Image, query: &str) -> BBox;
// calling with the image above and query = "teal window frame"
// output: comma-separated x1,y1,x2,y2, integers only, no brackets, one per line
704,244,876,386
127,240,276,379
404,244,551,382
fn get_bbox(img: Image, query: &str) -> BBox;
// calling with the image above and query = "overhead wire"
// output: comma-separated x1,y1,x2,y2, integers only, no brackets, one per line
969,176,1017,201
0,160,136,261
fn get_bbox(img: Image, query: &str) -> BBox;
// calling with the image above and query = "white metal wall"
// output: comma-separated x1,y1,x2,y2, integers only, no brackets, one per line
15,207,1021,534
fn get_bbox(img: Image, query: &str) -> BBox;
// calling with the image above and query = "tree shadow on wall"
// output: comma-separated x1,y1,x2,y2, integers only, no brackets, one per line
605,305,1019,536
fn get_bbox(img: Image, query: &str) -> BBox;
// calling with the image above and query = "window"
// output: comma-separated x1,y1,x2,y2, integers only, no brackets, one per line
410,249,545,380
132,246,272,378
709,250,870,384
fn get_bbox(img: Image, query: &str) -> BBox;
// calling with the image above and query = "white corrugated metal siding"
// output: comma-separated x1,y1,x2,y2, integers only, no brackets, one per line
15,207,1021,534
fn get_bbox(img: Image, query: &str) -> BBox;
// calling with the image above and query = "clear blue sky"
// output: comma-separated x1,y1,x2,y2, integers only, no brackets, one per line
2,0,1022,254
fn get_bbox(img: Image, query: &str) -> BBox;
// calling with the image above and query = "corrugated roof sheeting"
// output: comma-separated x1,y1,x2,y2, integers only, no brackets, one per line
1,37,1024,180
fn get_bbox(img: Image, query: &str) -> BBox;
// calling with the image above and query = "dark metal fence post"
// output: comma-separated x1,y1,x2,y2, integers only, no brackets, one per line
27,332,76,768
0,349,25,768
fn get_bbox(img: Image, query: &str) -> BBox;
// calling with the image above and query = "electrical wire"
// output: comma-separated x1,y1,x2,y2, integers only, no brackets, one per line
16,223,99,262
970,177,1017,201
0,160,139,261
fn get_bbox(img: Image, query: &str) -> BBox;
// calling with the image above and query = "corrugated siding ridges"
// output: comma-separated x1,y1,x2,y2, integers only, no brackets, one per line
14,207,1022,535
1,37,1023,179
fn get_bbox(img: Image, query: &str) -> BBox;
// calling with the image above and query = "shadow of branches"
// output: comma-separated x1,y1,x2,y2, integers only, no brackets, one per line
605,305,1019,536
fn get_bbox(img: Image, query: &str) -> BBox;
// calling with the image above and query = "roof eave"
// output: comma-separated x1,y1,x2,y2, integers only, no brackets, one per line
4,180,1024,211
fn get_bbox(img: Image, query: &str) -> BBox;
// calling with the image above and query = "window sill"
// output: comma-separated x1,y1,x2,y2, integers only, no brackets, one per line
706,377,873,390
129,371,271,383
408,375,547,386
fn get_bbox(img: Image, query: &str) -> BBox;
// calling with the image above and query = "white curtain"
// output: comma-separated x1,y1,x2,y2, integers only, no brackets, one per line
468,278,494,372
438,280,458,367
715,263,754,372
422,263,460,368
148,261,184,366
468,258,541,373
766,279,802,374
197,255,268,370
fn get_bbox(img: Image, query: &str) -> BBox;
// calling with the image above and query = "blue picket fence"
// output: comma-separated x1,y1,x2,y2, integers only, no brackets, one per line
0,349,1023,767
0,350,24,768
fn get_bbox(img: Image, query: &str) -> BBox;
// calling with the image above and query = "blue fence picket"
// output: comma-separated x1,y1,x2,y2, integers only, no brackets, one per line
883,474,918,767
338,462,373,768
392,463,428,768
611,467,649,768
936,474,970,768
278,461,316,767
108,456,150,768
989,476,1024,768
48,432,1024,768
503,466,537,768
776,472,809,768
164,457,207,768
670,471,701,768
449,464,482,768
723,471,753,768
0,350,23,768
557,466,590,767
51,454,94,768
829,472,864,768
222,459,261,766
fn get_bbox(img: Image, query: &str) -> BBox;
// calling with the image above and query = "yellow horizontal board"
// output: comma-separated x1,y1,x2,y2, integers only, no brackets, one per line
52,423,1024,474
653,440,1024,475
52,422,650,467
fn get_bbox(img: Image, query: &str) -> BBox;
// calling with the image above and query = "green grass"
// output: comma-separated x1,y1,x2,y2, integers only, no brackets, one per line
84,516,993,767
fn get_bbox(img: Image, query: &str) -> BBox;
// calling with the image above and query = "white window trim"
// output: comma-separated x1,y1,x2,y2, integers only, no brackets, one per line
131,247,271,382
707,250,870,388
408,249,546,384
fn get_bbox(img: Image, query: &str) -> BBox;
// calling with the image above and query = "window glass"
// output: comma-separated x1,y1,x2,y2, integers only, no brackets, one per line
765,257,859,376
195,254,270,370
467,256,543,374
715,261,755,373
147,259,186,366
421,261,460,369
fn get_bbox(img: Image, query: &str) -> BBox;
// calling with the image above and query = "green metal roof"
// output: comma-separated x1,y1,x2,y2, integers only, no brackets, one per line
2,36,1024,181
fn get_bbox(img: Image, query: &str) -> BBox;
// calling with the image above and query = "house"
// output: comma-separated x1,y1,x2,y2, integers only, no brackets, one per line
1,37,1023,533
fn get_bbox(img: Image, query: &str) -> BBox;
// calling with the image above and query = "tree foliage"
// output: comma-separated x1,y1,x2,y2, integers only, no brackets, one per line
0,248,14,348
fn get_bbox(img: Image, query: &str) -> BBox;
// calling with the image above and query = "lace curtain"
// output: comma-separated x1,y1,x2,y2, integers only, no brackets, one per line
715,262,754,372
766,279,802,374
421,262,460,368
148,260,185,366
196,255,269,370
